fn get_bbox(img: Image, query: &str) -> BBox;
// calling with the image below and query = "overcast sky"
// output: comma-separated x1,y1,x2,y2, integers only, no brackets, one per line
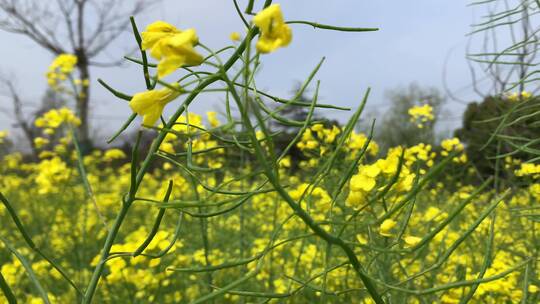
0,0,481,146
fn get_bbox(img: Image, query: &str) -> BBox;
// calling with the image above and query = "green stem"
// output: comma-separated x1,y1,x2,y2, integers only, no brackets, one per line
223,73,385,303
0,268,16,304
82,203,130,303
286,20,379,32
81,11,269,302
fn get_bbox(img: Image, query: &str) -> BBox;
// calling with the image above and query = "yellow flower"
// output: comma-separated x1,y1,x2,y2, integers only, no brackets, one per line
141,21,203,78
141,21,181,51
350,173,376,192
379,219,397,237
252,4,292,53
103,149,127,161
346,190,365,208
507,91,532,102
515,163,540,178
279,156,291,168
48,54,77,74
0,130,8,144
130,84,182,126
206,111,220,128
347,131,379,156
34,137,49,149
34,107,81,129
363,165,381,178
46,54,78,88
408,104,434,128
403,236,422,248
230,32,241,41
356,234,368,245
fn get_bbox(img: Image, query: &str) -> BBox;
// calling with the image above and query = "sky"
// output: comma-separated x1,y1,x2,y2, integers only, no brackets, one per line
0,0,482,147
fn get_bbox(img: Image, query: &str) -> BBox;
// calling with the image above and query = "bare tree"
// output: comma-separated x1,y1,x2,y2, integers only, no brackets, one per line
466,0,540,97
0,0,153,149
0,75,38,157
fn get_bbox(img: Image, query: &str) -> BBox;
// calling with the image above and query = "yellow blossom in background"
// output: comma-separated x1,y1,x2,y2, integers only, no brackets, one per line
350,170,377,192
379,219,397,237
507,91,532,102
141,21,203,78
49,54,77,73
253,4,292,53
38,151,55,159
43,128,55,135
441,137,463,153
130,84,182,126
515,163,540,178
356,234,368,245
230,31,241,41
279,155,291,168
104,149,127,162
33,137,49,149
404,236,422,248
408,104,434,128
35,157,70,194
172,112,204,135
46,54,77,88
206,111,220,128
3,2,540,302
440,137,467,163
34,107,81,129
347,131,379,156
74,78,90,87
0,130,8,144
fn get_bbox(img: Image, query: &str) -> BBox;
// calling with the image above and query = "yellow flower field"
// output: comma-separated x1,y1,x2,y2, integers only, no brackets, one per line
1,1,540,304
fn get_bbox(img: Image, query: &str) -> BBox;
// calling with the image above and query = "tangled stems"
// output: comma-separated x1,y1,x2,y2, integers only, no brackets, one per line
81,7,270,303
229,85,385,303
3,2,533,303
0,192,83,297
83,1,387,302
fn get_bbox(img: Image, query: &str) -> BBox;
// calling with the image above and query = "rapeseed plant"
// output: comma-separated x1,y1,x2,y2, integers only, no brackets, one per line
1,2,539,304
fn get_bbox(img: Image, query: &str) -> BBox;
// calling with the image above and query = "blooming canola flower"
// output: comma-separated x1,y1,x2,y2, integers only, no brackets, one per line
141,21,204,78
130,84,182,126
253,4,292,53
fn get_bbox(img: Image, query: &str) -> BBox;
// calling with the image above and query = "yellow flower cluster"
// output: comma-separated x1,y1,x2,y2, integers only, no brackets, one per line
506,91,532,102
289,183,332,222
1,126,539,303
103,149,127,162
408,104,434,128
132,7,294,125
33,137,49,149
347,146,416,209
34,107,81,132
35,156,70,194
402,143,436,174
297,123,379,160
379,219,397,237
46,54,77,88
515,162,540,178
141,21,203,78
347,131,380,156
379,220,421,246
440,137,467,163
158,112,224,169
297,124,340,153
